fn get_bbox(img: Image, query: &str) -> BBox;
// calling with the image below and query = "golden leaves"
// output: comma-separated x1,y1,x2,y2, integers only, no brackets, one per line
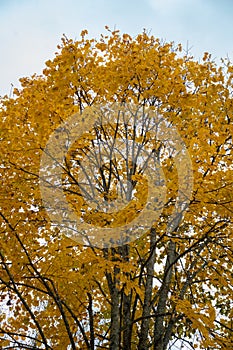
1,27,233,349
176,299,216,345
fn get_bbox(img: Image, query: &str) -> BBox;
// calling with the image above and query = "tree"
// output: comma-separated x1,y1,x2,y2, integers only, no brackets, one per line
0,28,233,350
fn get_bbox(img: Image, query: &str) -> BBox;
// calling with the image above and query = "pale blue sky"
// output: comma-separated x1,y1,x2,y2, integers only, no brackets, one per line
0,0,233,96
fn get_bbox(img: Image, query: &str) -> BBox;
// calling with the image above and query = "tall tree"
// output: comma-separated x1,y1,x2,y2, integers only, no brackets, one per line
1,29,233,349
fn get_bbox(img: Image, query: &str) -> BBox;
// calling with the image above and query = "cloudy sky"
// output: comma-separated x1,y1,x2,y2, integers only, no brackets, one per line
0,0,233,96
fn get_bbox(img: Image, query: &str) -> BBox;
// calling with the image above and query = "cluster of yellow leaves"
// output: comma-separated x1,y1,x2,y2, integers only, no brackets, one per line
176,299,216,345
1,28,233,349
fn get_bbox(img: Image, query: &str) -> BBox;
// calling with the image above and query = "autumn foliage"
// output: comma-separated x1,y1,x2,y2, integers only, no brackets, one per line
0,28,233,349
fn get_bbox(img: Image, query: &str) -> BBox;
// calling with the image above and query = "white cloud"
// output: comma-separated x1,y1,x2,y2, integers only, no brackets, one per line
0,0,233,96
147,0,233,62
147,0,194,13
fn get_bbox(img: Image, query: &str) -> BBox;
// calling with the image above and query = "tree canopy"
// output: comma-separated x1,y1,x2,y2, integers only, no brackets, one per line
0,28,233,350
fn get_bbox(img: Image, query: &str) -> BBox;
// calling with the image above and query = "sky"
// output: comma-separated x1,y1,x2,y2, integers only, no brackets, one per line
0,0,233,96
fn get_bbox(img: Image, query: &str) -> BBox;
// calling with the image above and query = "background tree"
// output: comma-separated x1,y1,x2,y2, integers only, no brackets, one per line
1,28,233,349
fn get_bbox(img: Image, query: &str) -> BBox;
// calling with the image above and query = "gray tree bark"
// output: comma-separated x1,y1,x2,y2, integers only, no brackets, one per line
153,240,176,350
138,228,157,350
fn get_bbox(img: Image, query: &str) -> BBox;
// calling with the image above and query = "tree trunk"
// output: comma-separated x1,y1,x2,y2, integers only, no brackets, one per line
122,292,132,350
154,240,176,350
138,228,157,350
106,265,120,350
